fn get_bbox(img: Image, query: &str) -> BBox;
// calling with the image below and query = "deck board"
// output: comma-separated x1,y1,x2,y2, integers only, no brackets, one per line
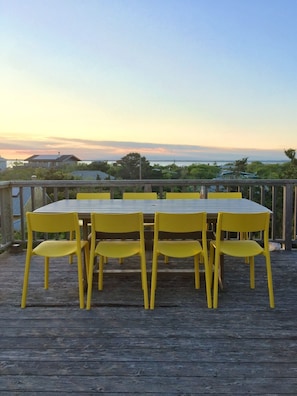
0,249,297,394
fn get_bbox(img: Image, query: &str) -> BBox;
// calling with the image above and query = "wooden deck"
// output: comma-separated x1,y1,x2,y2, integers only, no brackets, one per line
1,248,297,394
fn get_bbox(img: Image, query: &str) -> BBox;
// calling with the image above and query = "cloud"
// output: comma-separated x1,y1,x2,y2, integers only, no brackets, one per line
1,134,287,162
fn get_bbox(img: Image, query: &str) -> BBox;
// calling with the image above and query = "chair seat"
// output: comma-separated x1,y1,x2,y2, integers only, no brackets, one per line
21,212,89,309
211,240,263,257
156,240,202,258
210,211,274,309
150,212,212,309
33,240,88,257
86,212,149,310
96,240,142,258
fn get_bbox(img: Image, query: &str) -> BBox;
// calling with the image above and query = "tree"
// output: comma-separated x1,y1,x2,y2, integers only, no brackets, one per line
187,164,220,179
43,169,74,180
284,148,296,163
283,148,297,178
87,161,110,172
234,157,248,174
247,161,281,179
117,153,152,179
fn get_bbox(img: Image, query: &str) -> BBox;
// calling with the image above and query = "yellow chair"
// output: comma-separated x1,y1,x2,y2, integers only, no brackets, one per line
123,192,157,229
164,192,201,262
86,212,149,309
76,192,111,199
21,212,89,309
76,192,111,229
207,191,243,240
207,192,242,199
122,192,157,199
76,192,111,227
166,192,200,199
69,192,111,263
150,212,212,309
209,212,274,309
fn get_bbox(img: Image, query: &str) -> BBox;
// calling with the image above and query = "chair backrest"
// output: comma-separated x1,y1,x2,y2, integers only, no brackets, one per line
216,212,270,235
90,212,145,234
76,192,111,199
154,212,207,234
122,192,157,199
27,212,80,234
207,192,242,199
166,192,200,199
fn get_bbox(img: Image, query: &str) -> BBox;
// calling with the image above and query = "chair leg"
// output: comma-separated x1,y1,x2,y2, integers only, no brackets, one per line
150,252,158,309
265,254,275,308
202,251,212,309
209,243,214,289
249,257,255,289
21,253,32,308
209,243,223,291
69,231,74,264
140,256,149,309
83,245,90,284
98,255,104,290
44,257,49,289
77,253,85,309
86,250,95,310
194,255,200,289
213,251,221,309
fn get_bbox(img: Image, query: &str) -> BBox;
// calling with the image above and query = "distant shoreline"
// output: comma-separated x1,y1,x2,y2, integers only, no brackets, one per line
6,158,288,168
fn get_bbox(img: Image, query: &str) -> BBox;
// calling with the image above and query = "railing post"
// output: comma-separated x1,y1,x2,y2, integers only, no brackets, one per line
0,184,13,248
283,183,293,250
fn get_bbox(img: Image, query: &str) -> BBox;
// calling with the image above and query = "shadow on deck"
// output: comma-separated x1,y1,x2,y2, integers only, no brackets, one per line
1,248,297,394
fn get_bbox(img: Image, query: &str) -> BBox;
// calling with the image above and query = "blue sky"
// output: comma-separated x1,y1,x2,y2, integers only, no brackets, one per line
0,0,296,162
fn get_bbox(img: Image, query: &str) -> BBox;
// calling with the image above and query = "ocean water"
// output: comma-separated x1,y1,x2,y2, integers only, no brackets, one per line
151,160,287,167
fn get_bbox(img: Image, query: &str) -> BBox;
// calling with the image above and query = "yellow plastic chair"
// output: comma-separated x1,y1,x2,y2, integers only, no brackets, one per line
209,212,274,309
86,212,149,310
76,191,111,229
76,192,111,199
122,192,157,199
69,192,111,263
166,192,200,199
207,191,243,239
21,212,89,309
150,212,212,309
123,192,157,230
164,192,201,263
207,192,242,199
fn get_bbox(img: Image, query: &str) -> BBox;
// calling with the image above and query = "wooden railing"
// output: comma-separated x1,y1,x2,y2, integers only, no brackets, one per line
1,179,297,250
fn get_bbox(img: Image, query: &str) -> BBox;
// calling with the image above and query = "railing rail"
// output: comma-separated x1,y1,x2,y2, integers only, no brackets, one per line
1,179,297,250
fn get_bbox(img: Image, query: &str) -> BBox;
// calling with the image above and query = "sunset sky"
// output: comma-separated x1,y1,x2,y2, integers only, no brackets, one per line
1,0,296,162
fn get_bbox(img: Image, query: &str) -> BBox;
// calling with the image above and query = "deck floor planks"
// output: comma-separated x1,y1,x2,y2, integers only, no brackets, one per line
0,249,297,393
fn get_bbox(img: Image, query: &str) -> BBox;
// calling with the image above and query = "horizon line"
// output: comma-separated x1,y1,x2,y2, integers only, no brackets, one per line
5,158,288,164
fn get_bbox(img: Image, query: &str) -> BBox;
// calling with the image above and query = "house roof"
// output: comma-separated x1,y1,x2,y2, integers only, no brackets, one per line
71,170,114,180
214,171,258,180
12,187,31,216
25,155,80,162
12,187,52,230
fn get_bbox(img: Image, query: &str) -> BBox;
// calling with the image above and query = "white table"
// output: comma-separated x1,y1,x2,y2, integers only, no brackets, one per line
35,198,270,219
35,197,271,244
35,198,271,241
35,198,271,286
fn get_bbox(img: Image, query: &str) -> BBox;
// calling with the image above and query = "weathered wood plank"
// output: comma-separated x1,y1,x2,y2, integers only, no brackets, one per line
1,374,297,393
1,249,297,394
